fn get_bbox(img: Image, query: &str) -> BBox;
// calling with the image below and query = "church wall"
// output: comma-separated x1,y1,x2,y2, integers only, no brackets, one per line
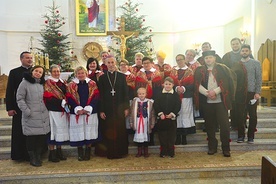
1,0,276,74
254,0,276,58
152,26,224,66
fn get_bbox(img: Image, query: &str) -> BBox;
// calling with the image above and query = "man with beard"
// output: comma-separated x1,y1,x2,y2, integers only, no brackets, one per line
222,38,253,130
233,44,262,144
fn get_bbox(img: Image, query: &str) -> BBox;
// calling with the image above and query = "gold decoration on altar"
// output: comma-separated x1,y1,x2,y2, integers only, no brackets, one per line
107,16,139,60
29,36,50,72
82,42,103,61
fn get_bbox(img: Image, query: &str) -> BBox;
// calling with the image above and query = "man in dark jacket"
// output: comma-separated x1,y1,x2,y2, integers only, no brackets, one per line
194,50,236,157
5,51,33,161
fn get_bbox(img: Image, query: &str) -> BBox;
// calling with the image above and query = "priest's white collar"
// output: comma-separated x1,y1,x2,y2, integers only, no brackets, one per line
175,65,188,70
48,76,65,83
21,65,32,69
140,67,156,72
72,77,91,84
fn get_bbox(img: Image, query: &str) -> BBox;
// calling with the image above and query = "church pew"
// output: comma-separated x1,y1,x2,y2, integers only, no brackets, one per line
261,156,276,184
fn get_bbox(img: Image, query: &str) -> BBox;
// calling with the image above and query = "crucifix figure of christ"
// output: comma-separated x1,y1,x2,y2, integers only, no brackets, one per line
107,17,139,60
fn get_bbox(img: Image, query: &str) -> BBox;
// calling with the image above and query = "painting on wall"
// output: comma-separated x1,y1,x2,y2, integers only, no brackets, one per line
76,0,108,36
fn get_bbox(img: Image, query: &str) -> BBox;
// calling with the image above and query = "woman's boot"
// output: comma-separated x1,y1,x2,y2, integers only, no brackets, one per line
175,134,181,145
84,147,91,161
56,148,67,160
182,135,187,145
78,147,84,161
144,146,149,158
135,147,143,157
48,150,60,162
28,151,41,167
35,145,43,166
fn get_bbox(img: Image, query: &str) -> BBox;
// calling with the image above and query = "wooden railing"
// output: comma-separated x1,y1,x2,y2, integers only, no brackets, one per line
261,156,276,184
261,81,276,107
0,74,8,103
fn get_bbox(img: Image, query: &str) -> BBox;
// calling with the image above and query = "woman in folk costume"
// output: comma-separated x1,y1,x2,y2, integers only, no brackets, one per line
185,49,201,72
170,54,196,145
119,59,136,101
135,56,163,145
129,87,155,157
66,66,100,161
119,59,136,136
86,57,104,85
43,65,69,163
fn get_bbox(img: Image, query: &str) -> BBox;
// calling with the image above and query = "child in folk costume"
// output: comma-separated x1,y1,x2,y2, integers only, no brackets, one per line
135,56,163,146
130,87,155,157
153,77,181,158
66,66,100,161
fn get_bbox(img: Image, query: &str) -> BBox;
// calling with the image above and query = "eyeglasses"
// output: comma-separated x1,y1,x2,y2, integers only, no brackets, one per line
176,59,184,62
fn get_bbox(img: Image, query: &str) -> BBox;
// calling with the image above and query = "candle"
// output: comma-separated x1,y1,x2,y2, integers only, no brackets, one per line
45,54,49,70
35,53,39,66
40,53,44,67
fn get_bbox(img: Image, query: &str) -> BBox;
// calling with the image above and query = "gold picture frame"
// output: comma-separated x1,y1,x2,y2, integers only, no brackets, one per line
76,0,108,36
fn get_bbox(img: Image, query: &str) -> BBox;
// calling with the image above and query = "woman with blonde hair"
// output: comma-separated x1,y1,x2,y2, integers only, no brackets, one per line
66,66,100,161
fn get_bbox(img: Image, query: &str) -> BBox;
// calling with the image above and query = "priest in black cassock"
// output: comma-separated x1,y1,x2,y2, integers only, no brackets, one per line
96,55,129,159
5,51,33,161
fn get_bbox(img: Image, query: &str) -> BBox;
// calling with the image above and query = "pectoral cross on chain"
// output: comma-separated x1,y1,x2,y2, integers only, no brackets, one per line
111,89,116,96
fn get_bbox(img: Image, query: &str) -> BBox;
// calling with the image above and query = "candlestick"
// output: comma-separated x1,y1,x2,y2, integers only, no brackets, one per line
35,53,39,66
45,54,49,70
40,53,44,67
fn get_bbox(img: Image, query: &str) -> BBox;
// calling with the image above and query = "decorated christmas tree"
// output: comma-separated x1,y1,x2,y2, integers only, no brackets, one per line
109,0,154,64
37,1,72,71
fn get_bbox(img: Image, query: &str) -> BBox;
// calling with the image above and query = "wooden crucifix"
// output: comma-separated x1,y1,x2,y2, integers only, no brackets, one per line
107,17,139,60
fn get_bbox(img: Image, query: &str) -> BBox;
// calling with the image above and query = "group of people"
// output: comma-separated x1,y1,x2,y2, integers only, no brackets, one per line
6,37,262,167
